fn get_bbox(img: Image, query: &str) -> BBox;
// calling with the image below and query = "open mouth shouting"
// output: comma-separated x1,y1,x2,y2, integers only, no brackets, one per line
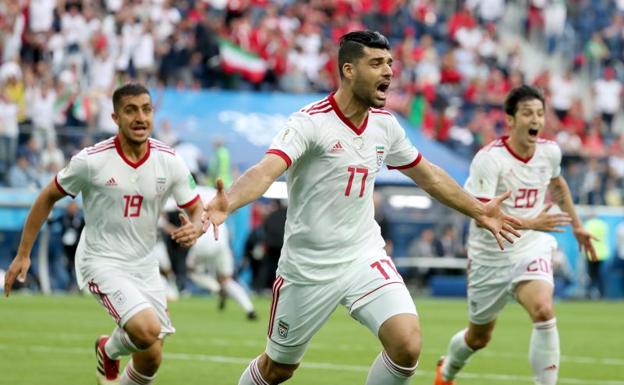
376,81,390,101
528,127,539,138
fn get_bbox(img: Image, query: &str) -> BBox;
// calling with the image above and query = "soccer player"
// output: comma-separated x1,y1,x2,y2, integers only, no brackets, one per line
3,83,205,385
186,187,258,320
203,30,520,385
433,85,598,385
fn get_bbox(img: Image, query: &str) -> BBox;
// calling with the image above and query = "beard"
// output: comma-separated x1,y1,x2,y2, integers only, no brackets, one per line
352,79,385,108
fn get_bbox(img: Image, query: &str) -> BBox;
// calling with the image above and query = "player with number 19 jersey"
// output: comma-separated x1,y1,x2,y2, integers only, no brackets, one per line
267,94,421,284
55,136,199,288
464,136,562,265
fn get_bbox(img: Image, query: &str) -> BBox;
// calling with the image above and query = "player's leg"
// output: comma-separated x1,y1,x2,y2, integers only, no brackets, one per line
216,247,257,319
89,267,174,384
512,238,559,385
436,260,510,384
515,279,559,385
436,321,497,384
120,339,163,385
239,276,340,384
218,275,257,319
346,254,419,385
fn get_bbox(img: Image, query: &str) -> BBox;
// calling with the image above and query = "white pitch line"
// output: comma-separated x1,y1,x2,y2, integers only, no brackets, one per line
0,344,622,385
2,331,623,366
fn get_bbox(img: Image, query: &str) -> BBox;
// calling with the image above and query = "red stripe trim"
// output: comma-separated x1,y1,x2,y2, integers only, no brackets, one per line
89,138,115,150
87,145,115,155
178,194,200,209
329,93,368,136
148,138,174,150
150,142,176,151
370,108,392,115
115,136,151,169
267,276,284,337
306,101,331,113
266,149,292,168
127,365,150,385
349,281,403,311
387,153,423,170
303,98,329,112
154,148,176,155
476,197,491,202
502,136,533,163
54,175,74,198
250,359,268,385
88,281,121,322
309,106,333,115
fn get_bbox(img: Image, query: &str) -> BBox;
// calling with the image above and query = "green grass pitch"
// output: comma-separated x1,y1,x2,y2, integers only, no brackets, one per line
1,295,622,385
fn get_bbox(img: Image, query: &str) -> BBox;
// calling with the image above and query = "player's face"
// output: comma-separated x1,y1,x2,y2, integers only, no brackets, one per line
507,98,544,146
112,93,153,145
350,47,393,108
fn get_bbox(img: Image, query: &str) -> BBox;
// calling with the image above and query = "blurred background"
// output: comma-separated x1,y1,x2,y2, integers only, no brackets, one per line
1,0,623,301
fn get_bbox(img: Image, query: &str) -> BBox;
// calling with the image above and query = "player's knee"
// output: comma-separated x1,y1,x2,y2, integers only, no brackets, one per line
261,358,299,384
128,322,161,350
390,334,422,367
531,303,555,322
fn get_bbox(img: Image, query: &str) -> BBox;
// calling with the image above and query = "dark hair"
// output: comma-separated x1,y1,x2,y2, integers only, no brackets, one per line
338,30,390,79
503,85,545,116
112,83,151,112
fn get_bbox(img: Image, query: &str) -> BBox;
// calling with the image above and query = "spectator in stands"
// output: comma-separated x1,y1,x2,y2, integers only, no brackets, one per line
593,67,622,136
58,200,84,292
7,154,39,189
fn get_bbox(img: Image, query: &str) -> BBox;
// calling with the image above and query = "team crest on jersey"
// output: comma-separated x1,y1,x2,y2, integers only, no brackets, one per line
376,146,385,167
277,319,289,338
156,177,167,194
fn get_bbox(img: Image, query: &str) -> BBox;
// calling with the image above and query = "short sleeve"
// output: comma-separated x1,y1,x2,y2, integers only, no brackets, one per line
385,116,422,169
171,153,200,208
549,143,562,178
464,150,500,201
55,149,89,198
267,112,314,168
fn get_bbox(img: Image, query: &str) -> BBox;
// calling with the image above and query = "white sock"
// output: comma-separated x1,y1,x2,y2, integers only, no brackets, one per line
238,357,269,385
105,327,141,360
120,360,156,385
365,351,417,385
224,280,255,313
442,329,475,381
529,318,560,385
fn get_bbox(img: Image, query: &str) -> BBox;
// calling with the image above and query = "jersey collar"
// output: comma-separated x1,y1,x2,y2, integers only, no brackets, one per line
114,136,151,169
502,136,533,163
328,93,369,136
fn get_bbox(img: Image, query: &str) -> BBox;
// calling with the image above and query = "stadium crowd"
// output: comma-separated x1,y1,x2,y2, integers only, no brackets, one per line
0,0,623,204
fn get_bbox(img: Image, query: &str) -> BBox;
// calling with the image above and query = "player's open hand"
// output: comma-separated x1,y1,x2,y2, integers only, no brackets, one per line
475,191,522,250
202,179,229,240
573,226,599,262
529,203,572,233
171,213,202,248
4,255,30,297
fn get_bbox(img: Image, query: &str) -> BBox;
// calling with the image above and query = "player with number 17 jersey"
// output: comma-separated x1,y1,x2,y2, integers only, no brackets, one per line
55,136,199,289
267,93,421,284
464,136,562,265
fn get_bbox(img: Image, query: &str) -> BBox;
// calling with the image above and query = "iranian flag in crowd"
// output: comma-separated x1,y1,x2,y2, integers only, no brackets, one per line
219,39,267,83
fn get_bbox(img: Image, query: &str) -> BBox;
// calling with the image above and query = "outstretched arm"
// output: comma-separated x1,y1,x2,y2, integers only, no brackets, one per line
4,180,66,296
400,158,521,250
203,154,287,238
548,176,597,260
513,202,572,232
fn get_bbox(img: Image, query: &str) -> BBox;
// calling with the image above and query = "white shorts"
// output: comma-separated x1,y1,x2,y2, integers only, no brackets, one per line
467,241,556,325
265,253,417,364
84,264,175,338
188,231,234,277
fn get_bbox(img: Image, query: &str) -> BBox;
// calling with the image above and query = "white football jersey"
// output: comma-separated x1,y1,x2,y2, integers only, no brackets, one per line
464,137,561,265
268,94,421,283
55,136,199,288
